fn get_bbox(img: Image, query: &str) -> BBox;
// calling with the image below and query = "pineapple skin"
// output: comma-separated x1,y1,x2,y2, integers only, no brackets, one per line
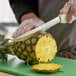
12,31,57,65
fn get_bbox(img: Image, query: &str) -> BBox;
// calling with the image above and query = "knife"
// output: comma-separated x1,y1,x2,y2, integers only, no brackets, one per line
14,14,76,41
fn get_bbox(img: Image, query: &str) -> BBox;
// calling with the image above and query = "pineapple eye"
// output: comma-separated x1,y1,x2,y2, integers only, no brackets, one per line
48,59,50,62
46,35,48,37
38,58,40,61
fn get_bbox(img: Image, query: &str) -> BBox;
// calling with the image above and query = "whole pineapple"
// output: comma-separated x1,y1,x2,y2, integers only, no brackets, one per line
0,31,57,65
12,31,57,64
0,31,63,73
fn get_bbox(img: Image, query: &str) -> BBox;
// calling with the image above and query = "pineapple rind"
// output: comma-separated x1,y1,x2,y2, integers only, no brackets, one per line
12,31,57,65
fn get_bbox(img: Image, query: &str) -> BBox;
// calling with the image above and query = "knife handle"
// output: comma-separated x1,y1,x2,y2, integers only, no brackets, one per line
59,14,76,23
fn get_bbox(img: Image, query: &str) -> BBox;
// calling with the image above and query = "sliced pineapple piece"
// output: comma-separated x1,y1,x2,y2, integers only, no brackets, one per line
32,63,62,73
36,34,57,62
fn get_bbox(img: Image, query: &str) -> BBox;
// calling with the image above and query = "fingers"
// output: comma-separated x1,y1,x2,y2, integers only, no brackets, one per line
35,20,44,27
12,18,44,38
12,22,36,38
60,2,71,14
22,23,35,34
67,4,76,23
12,27,22,38
60,1,76,23
71,4,76,16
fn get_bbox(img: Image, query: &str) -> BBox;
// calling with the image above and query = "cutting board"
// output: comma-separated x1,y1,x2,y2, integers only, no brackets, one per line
0,55,76,76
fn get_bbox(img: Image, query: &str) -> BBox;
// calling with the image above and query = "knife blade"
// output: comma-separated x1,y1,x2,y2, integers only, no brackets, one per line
14,14,67,41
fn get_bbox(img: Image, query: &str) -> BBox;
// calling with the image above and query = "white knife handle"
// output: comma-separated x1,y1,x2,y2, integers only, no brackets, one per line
59,14,76,23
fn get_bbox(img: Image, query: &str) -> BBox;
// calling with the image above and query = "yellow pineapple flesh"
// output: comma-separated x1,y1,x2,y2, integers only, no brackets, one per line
32,63,62,73
36,34,57,62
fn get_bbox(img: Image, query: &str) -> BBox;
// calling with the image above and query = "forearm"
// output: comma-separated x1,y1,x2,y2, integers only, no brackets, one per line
21,12,38,22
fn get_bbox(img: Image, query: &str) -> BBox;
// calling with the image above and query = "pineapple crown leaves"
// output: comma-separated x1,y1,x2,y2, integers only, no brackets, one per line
0,35,13,61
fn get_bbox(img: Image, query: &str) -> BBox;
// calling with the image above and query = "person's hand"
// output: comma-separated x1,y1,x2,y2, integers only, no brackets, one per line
12,18,44,38
60,0,76,23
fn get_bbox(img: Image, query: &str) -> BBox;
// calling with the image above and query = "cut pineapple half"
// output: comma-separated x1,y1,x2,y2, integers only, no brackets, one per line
32,63,62,73
35,34,57,62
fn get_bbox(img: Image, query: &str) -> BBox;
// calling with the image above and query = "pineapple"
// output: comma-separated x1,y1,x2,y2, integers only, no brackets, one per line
32,63,62,73
0,35,13,61
12,31,57,64
0,31,57,65
0,31,63,74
